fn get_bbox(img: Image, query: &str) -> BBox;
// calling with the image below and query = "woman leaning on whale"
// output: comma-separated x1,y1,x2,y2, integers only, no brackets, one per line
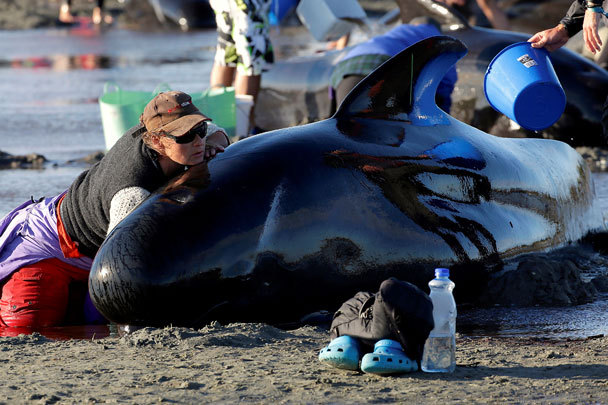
0,90,229,328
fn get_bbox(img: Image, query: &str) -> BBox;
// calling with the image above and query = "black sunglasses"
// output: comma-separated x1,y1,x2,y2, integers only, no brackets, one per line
160,121,208,144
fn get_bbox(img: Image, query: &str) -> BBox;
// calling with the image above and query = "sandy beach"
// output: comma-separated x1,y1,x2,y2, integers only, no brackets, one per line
0,323,605,403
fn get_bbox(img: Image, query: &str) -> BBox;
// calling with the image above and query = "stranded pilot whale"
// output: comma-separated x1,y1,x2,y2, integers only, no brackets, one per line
256,0,608,147
89,36,606,327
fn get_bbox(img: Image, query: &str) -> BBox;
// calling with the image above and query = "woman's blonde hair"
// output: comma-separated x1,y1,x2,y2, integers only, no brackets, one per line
141,131,164,154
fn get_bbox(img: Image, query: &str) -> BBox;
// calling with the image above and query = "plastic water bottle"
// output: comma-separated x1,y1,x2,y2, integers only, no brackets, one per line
421,268,456,373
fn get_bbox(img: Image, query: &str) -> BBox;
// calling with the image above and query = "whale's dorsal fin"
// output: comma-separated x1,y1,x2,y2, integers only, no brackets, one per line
335,36,467,126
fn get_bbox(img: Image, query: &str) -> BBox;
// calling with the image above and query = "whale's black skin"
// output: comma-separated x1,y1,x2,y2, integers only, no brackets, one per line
256,0,608,147
89,37,604,327
145,0,215,30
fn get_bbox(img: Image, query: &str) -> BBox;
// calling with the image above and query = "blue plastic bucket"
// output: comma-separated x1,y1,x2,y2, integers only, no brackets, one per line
484,42,566,131
269,0,298,25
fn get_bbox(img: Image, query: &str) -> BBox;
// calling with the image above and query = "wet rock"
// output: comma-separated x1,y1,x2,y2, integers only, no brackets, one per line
0,0,58,30
1,150,104,169
0,0,209,32
591,275,608,293
0,0,127,30
582,232,608,255
0,150,46,169
576,146,608,173
478,255,597,307
67,151,105,165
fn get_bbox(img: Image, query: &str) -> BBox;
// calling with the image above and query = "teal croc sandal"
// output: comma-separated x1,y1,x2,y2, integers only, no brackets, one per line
361,339,417,375
318,335,360,370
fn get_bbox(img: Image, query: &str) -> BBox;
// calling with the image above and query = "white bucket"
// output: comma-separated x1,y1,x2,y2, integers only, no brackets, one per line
235,95,254,137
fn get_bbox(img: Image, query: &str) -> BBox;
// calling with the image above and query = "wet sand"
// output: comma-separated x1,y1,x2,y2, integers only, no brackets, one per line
0,323,606,403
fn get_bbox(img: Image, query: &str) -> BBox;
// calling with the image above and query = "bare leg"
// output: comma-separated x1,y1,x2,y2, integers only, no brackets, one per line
210,64,236,88
234,73,261,134
475,0,510,30
58,0,74,23
93,0,113,24
234,73,261,99
92,7,102,24
326,33,350,50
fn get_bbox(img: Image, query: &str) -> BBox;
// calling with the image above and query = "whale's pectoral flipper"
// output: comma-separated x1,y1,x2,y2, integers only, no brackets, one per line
335,36,467,126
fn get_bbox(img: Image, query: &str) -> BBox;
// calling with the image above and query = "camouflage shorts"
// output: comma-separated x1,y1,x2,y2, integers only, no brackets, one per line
210,0,274,76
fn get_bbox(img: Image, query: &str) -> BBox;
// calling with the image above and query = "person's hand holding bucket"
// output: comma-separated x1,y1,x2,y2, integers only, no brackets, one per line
484,42,566,131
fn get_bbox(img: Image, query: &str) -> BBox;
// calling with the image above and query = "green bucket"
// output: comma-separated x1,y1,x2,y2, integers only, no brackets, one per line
99,82,170,150
99,83,236,150
191,87,236,139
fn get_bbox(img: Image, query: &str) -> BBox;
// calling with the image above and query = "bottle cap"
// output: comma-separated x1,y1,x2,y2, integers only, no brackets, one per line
435,268,450,278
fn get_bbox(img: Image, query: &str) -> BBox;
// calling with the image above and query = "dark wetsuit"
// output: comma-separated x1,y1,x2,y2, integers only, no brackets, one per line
560,0,586,37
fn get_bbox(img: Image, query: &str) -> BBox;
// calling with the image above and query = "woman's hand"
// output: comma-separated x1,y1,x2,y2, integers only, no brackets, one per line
204,130,229,161
583,9,603,54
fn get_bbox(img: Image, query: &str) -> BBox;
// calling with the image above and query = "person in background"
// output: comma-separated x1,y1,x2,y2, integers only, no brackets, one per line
58,0,112,25
209,0,275,136
329,17,458,113
528,0,603,53
0,91,229,328
434,0,511,30
528,0,608,139
327,33,351,51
